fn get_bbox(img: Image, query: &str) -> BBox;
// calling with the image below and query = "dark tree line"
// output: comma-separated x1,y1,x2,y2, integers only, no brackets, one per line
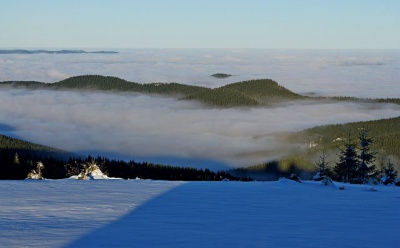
0,149,68,180
65,156,247,181
0,149,252,181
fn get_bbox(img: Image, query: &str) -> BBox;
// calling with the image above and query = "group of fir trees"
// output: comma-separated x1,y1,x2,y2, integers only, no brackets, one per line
315,128,399,185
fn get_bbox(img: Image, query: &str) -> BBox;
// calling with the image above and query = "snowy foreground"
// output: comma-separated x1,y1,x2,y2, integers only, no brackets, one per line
1,180,399,248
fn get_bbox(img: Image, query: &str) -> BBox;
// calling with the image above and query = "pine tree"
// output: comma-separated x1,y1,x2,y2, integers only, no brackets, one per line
357,128,377,183
14,152,20,165
381,159,398,185
377,156,386,180
334,132,359,183
313,151,330,181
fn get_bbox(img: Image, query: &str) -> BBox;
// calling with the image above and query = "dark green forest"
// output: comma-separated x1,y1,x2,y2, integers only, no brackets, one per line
0,134,250,181
0,134,58,152
289,116,400,157
232,117,400,181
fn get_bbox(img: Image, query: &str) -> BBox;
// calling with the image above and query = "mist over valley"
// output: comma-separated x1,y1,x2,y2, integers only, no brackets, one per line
1,49,400,170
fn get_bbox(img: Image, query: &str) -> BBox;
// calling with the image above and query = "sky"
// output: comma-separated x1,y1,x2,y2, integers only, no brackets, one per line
1,0,400,49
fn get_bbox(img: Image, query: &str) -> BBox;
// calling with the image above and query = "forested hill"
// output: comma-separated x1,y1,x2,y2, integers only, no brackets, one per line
289,116,400,157
2,75,400,107
0,134,58,151
221,79,303,101
286,116,400,172
230,116,400,181
0,75,304,107
0,134,71,159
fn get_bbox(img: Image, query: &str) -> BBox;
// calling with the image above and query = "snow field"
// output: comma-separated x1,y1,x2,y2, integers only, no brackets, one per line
0,180,399,248
0,180,183,247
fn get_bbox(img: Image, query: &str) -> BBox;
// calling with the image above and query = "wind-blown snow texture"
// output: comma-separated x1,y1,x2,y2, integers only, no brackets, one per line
0,180,399,248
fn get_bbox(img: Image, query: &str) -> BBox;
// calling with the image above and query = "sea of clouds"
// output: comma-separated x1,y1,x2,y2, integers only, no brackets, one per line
1,49,399,97
1,49,400,169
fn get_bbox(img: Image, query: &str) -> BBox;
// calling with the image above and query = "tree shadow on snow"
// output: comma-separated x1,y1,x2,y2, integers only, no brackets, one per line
65,181,399,248
64,181,279,248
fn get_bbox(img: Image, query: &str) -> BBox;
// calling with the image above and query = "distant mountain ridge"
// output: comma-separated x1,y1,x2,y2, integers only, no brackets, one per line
0,49,118,54
2,75,400,108
0,75,305,107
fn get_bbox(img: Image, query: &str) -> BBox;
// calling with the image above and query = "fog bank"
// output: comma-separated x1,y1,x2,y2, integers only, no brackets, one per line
1,49,400,169
1,89,400,169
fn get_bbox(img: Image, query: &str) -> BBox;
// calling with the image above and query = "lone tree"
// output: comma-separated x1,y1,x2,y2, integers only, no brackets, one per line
313,150,331,181
381,159,398,185
356,128,377,183
334,132,359,183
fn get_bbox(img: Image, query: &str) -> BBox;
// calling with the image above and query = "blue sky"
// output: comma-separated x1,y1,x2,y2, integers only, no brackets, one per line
1,0,399,49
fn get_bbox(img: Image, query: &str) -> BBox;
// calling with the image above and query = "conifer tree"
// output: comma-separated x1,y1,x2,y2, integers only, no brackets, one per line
334,132,359,183
381,159,398,185
313,151,330,181
357,128,377,183
14,152,20,165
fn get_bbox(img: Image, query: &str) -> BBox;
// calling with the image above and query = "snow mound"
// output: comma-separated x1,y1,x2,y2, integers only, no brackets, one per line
69,163,115,180
86,167,109,180
26,171,44,180
26,161,45,180
277,177,301,184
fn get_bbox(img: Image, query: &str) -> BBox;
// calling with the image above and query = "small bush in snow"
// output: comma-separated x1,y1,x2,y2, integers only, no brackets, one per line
380,159,398,185
321,176,334,187
313,151,331,181
289,174,301,183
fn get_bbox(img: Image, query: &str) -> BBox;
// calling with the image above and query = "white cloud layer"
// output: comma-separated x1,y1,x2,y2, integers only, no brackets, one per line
1,89,400,169
1,49,400,169
1,49,399,98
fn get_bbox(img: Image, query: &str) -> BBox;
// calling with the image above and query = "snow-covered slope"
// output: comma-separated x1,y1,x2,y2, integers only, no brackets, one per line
0,180,398,248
